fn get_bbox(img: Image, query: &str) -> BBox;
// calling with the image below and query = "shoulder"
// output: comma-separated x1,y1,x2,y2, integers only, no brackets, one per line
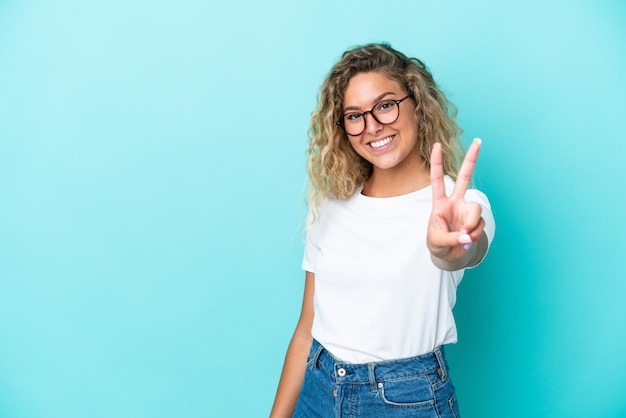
444,176,490,205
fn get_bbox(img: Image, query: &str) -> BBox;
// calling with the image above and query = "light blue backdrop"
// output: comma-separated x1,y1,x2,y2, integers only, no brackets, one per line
1,1,625,417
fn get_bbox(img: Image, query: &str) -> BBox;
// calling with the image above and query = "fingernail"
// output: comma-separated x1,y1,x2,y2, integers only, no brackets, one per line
458,233,472,244
473,137,482,145
464,243,472,250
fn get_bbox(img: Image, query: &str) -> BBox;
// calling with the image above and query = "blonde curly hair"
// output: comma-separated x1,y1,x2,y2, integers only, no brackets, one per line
307,43,464,212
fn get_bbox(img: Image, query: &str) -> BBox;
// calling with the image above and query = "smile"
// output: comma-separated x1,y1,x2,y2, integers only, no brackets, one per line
369,135,395,149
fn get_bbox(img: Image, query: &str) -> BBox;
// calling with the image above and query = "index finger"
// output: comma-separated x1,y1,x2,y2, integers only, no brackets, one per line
452,138,481,199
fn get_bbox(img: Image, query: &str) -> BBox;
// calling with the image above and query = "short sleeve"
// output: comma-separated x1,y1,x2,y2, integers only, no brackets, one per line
464,188,496,266
301,206,321,273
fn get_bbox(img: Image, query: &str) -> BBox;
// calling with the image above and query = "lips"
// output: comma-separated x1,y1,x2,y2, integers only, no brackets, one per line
368,135,395,149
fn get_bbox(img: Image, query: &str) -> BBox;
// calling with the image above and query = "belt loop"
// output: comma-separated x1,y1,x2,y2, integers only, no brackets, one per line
433,347,448,381
312,342,324,370
368,363,377,392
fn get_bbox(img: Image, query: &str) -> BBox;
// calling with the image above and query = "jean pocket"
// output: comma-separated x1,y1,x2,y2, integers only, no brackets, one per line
305,343,321,368
448,392,460,418
377,375,436,409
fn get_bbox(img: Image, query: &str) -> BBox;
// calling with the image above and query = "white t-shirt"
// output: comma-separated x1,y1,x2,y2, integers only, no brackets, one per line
302,177,495,364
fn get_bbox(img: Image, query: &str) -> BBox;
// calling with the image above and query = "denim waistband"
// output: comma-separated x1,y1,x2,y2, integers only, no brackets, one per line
309,339,448,388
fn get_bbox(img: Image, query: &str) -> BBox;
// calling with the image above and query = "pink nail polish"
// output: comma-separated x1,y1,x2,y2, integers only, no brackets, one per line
458,233,471,244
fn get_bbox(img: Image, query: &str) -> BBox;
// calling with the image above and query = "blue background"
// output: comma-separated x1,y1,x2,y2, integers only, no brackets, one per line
1,1,625,417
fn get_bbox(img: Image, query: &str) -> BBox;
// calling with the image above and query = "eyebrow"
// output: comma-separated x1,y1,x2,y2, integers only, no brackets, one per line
343,91,398,112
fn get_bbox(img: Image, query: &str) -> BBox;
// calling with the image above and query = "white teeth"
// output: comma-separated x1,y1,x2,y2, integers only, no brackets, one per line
370,136,393,149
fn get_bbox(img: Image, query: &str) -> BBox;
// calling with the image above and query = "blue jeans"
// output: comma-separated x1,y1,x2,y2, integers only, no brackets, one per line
293,339,460,417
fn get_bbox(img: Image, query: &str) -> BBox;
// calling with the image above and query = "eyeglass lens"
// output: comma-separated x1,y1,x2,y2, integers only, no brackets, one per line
343,100,400,136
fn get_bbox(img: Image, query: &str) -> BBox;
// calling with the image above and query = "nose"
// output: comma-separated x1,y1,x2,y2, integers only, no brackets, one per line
364,111,383,135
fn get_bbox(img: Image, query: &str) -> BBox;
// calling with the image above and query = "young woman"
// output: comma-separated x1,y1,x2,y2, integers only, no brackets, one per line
271,43,495,418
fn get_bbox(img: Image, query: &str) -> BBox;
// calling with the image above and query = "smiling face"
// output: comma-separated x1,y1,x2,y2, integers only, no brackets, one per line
342,72,422,174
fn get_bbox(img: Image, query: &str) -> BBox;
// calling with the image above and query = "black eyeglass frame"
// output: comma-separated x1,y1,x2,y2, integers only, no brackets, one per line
336,95,411,136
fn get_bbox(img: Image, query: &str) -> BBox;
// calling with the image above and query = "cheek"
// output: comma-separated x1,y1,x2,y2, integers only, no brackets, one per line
347,137,373,160
398,110,418,134
398,119,418,142
348,137,364,151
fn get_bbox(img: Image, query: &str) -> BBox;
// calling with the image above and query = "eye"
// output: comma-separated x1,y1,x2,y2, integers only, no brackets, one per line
375,100,395,112
345,112,363,122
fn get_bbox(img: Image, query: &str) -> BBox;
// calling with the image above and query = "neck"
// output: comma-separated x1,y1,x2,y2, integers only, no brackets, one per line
361,159,431,198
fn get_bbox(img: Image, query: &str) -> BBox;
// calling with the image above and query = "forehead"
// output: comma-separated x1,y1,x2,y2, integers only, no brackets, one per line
343,72,403,108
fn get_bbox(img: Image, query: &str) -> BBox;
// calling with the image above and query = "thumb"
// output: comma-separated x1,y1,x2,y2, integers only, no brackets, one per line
429,229,472,253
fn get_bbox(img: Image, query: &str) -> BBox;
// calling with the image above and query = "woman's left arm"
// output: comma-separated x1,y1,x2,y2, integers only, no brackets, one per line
427,139,489,271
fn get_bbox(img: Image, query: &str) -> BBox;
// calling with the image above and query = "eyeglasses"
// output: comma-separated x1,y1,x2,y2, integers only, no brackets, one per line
336,95,411,136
